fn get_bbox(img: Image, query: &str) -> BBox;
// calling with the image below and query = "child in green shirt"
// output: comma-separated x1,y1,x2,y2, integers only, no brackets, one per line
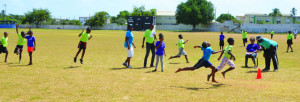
287,31,293,52
0,32,9,62
169,34,189,63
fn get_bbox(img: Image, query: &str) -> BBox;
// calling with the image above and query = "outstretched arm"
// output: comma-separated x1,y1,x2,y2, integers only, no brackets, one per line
183,40,189,44
89,35,93,40
212,50,223,54
194,46,201,48
217,50,224,61
16,24,19,34
78,30,84,37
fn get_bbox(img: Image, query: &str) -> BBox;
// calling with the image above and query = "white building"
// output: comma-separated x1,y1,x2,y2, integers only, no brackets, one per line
79,17,90,25
156,11,177,25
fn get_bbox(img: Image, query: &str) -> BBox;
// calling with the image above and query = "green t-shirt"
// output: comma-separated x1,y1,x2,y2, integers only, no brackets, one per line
144,29,154,44
242,32,247,39
270,31,274,35
0,37,8,47
177,39,184,49
80,32,90,42
287,34,293,40
258,38,278,49
224,45,233,59
17,33,26,46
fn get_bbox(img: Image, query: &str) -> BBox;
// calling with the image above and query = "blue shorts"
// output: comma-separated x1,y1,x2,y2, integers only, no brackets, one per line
193,58,212,69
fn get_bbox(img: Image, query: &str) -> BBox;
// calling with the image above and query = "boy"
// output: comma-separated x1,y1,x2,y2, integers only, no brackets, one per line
270,30,274,39
153,33,166,72
175,41,223,83
74,28,92,64
0,32,9,62
245,37,259,68
14,24,27,63
287,31,293,52
242,31,248,47
294,29,297,39
219,32,225,50
25,28,36,65
215,38,236,79
168,34,189,63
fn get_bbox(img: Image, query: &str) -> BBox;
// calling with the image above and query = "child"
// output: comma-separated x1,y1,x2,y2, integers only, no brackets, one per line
287,31,293,52
74,28,92,64
168,34,189,63
175,41,223,83
242,31,248,47
123,24,136,68
25,28,36,65
0,32,9,62
153,33,166,72
270,30,274,39
14,24,27,63
219,32,225,50
215,38,236,79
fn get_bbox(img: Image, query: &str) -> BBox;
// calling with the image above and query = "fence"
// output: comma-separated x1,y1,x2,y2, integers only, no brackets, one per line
243,24,300,33
19,25,127,30
0,24,16,28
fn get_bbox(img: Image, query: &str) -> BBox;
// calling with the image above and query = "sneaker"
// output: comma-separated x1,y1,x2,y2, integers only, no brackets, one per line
80,59,83,64
150,65,155,68
291,50,294,52
74,57,77,63
273,69,279,72
245,65,249,68
127,65,132,68
262,68,270,72
152,69,157,72
123,62,127,67
144,66,147,68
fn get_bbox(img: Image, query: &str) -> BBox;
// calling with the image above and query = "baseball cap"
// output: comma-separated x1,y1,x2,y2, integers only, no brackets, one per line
256,35,262,41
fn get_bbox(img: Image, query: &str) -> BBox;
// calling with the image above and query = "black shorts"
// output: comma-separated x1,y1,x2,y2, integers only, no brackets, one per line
14,45,24,53
287,40,293,45
219,41,224,46
193,58,213,69
78,41,87,50
243,38,248,43
0,46,8,53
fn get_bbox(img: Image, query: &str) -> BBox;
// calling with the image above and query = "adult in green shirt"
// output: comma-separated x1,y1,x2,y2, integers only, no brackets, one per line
74,28,93,64
14,24,28,63
242,31,248,47
287,31,293,52
0,32,9,62
256,35,279,72
142,25,156,68
270,30,274,39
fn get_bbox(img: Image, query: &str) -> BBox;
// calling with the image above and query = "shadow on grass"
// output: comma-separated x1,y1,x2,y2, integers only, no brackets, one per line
9,64,31,67
246,70,273,73
110,67,146,70
169,63,180,64
241,66,254,68
171,83,227,91
64,66,81,69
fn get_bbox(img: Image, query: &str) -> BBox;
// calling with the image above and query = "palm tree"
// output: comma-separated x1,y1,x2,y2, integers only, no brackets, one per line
269,8,282,17
291,7,297,17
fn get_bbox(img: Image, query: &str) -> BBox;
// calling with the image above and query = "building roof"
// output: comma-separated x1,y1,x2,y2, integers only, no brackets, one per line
156,11,175,16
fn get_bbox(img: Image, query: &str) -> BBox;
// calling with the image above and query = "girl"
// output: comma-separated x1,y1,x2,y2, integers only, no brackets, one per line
153,33,166,72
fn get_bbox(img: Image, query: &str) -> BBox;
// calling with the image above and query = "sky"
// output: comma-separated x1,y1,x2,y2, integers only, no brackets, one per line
0,0,299,20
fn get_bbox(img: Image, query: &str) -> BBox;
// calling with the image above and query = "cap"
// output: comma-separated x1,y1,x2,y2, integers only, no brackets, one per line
256,35,262,41
128,24,134,28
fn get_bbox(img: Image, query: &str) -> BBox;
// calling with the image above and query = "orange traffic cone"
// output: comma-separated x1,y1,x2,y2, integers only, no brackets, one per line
256,68,262,79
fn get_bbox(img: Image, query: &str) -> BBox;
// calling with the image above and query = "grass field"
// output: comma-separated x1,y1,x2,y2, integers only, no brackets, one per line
0,29,299,101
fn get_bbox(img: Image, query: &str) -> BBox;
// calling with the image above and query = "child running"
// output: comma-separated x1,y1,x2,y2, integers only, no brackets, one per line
14,24,27,64
287,31,293,52
74,28,92,64
214,38,236,79
219,32,225,50
153,33,166,72
0,32,9,62
175,41,222,83
168,34,189,63
25,28,36,65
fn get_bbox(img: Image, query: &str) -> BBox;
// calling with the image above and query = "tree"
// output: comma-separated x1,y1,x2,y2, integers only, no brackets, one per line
115,18,127,25
117,10,130,19
291,7,297,17
22,8,51,27
176,0,215,31
216,13,235,23
86,11,109,28
268,8,282,16
130,6,156,16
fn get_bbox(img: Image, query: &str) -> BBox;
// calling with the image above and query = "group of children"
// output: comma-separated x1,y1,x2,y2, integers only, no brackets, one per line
0,25,36,65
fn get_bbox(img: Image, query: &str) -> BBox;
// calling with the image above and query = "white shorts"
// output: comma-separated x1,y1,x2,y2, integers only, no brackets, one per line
126,47,134,57
177,48,187,56
217,57,236,71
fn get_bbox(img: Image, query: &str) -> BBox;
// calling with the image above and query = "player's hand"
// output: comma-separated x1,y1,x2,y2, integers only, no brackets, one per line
164,54,166,57
218,57,221,61
134,45,136,48
194,46,197,48
142,45,144,48
34,47,36,51
128,46,130,50
233,56,236,61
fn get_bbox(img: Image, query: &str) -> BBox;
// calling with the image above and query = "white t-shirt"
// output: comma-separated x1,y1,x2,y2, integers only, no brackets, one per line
294,30,297,35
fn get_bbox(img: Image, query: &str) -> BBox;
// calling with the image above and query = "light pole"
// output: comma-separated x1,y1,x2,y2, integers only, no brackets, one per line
4,4,6,24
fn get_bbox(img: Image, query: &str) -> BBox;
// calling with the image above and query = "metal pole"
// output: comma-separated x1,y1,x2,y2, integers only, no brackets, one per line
4,4,7,24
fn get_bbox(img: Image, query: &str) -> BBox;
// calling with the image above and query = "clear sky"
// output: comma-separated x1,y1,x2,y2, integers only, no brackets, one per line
0,0,299,20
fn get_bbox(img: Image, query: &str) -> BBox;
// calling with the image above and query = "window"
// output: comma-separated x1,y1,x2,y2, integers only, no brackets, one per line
277,19,281,24
266,19,270,22
286,19,290,24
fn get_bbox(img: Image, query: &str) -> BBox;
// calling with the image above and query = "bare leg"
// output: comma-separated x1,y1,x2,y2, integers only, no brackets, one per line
80,49,86,60
4,52,8,62
169,56,180,60
185,55,189,63
75,49,82,58
221,67,235,78
127,57,131,66
19,50,22,62
290,45,293,52
207,66,218,83
175,67,196,73
28,52,32,65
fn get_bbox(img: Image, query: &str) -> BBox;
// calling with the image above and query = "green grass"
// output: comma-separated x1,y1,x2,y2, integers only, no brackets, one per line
0,29,299,101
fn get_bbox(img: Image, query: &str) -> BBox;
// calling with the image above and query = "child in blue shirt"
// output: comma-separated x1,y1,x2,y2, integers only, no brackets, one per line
153,33,166,72
175,41,222,83
219,32,225,50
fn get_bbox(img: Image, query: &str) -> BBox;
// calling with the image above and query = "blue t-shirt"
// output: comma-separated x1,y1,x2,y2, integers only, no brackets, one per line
155,41,165,56
124,30,134,48
25,36,35,47
220,34,225,41
246,44,259,52
201,47,214,61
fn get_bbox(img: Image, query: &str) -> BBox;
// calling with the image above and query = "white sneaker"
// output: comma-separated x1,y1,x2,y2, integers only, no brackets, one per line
127,65,132,68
